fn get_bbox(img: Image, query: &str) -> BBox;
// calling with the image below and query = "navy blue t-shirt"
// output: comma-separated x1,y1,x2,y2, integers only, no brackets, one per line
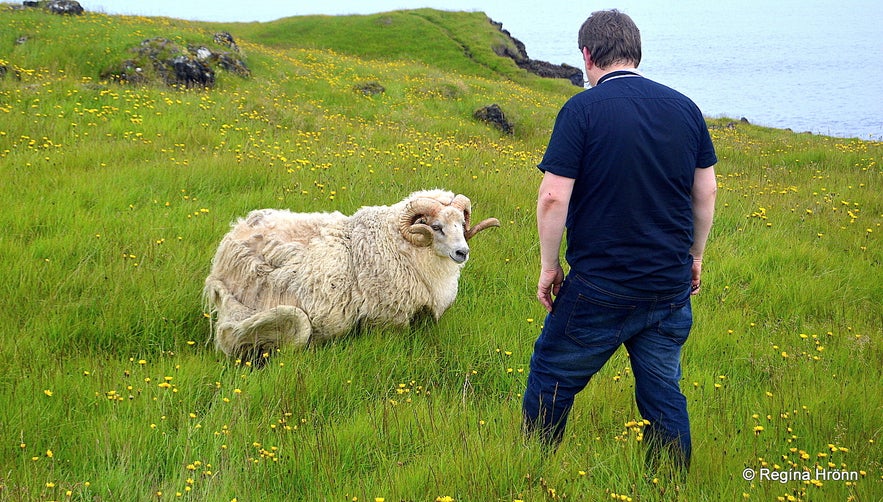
538,70,717,293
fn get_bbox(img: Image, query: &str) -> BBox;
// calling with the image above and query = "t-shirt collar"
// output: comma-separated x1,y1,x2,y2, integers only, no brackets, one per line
596,69,643,85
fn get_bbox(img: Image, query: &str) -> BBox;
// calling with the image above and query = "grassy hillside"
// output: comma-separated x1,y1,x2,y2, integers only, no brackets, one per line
221,9,539,85
1,5,881,501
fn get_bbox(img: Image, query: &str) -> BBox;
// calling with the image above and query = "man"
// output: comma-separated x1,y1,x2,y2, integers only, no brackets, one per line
522,9,717,474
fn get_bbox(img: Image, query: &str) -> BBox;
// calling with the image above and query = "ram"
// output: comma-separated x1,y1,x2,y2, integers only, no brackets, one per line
204,189,499,360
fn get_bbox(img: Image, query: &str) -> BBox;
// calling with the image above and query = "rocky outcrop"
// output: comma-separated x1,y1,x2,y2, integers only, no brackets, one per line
489,19,583,87
100,33,249,88
21,1,84,15
516,59,584,87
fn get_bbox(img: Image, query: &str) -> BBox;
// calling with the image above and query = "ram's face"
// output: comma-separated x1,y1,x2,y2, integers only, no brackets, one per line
400,192,498,259
417,206,470,264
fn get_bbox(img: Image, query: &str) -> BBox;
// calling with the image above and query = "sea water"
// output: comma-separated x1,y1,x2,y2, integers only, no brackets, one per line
474,0,883,140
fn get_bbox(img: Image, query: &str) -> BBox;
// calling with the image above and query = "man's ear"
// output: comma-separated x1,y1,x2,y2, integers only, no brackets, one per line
582,47,593,68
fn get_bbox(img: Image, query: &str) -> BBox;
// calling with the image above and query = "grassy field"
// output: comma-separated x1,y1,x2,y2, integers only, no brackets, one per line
0,5,880,501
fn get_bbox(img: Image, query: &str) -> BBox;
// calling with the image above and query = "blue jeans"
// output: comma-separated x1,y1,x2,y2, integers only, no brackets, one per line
522,273,693,471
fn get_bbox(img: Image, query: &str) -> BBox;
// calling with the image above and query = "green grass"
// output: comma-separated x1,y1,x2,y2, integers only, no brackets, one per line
1,5,881,502
221,9,558,89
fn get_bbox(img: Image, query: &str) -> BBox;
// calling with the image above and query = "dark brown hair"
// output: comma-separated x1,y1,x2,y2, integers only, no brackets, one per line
578,9,642,69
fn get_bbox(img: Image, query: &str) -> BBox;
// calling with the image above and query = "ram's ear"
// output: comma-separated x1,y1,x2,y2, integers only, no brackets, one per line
399,199,440,247
403,222,433,247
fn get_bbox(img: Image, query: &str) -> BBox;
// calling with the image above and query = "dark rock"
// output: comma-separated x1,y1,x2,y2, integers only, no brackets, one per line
354,81,385,96
0,62,21,80
24,0,84,15
169,55,215,88
492,43,520,61
474,104,513,135
214,53,250,77
137,38,216,88
517,60,584,87
189,44,250,77
48,0,83,15
213,32,240,52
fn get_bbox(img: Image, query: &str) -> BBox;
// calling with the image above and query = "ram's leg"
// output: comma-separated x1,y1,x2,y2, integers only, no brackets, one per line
216,306,312,365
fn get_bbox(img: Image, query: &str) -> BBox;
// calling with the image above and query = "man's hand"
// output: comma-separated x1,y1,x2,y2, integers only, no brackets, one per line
537,265,565,312
690,258,702,295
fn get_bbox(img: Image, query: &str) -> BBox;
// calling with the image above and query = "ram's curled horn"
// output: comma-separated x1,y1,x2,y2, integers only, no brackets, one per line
449,193,500,240
449,194,472,213
449,193,474,231
465,216,500,240
399,198,441,246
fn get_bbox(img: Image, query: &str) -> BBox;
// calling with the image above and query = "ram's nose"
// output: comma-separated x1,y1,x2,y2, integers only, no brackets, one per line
451,247,469,264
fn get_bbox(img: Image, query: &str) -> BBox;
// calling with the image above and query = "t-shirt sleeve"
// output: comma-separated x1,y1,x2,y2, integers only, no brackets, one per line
696,117,718,168
537,105,583,179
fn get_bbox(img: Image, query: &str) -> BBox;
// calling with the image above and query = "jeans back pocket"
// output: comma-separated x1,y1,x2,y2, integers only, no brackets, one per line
564,294,637,348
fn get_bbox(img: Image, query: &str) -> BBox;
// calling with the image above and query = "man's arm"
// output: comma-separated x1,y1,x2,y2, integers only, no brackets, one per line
537,171,575,311
689,165,717,294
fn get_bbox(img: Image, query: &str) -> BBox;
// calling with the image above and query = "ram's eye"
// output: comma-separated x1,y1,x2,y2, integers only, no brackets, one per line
431,224,443,233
